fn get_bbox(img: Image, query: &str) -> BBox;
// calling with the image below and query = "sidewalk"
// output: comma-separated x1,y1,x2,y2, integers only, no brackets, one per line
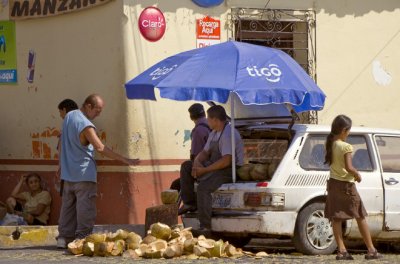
0,225,145,249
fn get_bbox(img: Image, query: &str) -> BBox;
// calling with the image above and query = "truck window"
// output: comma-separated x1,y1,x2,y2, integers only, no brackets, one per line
375,136,400,172
299,135,329,170
300,134,372,171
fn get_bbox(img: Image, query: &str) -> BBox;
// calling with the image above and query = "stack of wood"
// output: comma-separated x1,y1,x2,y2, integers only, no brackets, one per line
67,222,267,259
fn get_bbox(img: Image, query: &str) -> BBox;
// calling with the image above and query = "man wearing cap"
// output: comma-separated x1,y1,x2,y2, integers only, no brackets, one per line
171,103,210,192
180,105,244,232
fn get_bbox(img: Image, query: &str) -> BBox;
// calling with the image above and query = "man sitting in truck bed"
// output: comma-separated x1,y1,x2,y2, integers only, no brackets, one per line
179,105,244,232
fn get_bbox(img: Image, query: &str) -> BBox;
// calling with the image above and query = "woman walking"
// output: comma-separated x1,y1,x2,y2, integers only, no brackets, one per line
324,115,382,260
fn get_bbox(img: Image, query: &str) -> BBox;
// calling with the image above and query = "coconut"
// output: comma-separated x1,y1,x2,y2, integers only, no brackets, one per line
161,189,179,204
144,248,163,259
126,232,142,250
197,235,206,241
163,244,183,259
142,235,157,245
225,244,243,257
198,239,215,249
250,164,268,181
193,245,211,258
135,244,150,257
110,240,125,256
187,254,199,259
94,241,114,257
255,251,268,257
180,229,193,241
237,164,253,181
85,233,106,243
268,160,280,179
82,242,95,257
106,229,129,241
67,239,84,255
209,239,224,257
149,239,168,251
170,229,181,240
122,249,140,259
183,238,198,252
150,222,171,240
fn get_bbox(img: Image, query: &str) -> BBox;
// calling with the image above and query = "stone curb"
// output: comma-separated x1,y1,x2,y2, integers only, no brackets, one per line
0,224,145,249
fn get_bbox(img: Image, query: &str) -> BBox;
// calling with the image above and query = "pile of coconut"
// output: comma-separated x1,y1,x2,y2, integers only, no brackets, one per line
68,222,268,259
237,161,280,181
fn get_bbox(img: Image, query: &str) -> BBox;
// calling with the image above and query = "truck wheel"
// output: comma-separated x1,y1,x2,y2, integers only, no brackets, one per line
293,202,336,255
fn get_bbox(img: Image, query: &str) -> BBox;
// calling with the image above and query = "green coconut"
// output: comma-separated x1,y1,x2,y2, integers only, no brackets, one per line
250,164,268,181
150,222,172,240
183,238,198,252
142,234,157,245
268,160,280,179
193,245,211,258
209,239,224,257
106,229,129,241
67,239,84,255
198,239,215,249
94,241,114,257
122,249,140,259
85,233,106,243
163,244,183,259
237,164,253,181
82,242,95,257
143,248,163,259
126,232,142,250
110,240,125,256
161,189,179,204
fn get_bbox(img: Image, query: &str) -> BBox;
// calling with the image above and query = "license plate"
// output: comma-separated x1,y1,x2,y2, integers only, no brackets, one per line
212,193,232,208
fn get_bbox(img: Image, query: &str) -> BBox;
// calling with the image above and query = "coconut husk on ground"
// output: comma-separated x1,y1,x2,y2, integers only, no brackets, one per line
68,222,267,259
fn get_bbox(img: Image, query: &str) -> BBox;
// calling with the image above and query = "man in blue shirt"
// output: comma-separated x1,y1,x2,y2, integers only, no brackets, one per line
57,94,139,248
180,105,244,231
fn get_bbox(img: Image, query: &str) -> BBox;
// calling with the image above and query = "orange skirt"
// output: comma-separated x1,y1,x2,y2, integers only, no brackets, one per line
324,178,367,221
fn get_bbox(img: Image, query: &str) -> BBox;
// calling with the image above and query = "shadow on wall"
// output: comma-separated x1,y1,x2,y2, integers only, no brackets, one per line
124,0,399,18
315,0,399,18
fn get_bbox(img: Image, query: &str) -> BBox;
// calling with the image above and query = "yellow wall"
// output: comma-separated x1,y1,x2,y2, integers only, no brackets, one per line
0,0,399,165
0,1,130,164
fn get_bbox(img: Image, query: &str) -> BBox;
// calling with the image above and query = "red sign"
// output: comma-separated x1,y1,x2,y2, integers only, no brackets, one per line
196,16,220,40
138,7,166,42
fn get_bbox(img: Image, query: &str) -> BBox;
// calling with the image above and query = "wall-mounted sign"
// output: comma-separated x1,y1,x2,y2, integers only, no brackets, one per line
196,16,220,48
0,21,17,84
9,0,113,20
192,0,224,8
138,7,166,42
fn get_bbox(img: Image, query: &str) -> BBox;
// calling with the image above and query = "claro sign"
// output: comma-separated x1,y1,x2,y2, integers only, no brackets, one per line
9,0,113,20
138,7,166,42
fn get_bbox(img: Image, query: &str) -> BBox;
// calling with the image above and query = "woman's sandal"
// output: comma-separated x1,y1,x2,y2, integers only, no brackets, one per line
365,250,383,260
336,251,354,260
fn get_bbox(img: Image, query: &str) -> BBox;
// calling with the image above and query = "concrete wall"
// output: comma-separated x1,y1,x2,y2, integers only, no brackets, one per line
0,0,399,224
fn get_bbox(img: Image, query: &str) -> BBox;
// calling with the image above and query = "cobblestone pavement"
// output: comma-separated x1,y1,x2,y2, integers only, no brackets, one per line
0,240,395,264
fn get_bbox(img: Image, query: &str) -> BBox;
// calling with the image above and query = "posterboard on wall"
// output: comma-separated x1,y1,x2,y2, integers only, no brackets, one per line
196,16,220,48
0,21,17,84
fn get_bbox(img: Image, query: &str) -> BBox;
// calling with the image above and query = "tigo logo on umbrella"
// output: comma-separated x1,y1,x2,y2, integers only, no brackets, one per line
246,64,282,83
150,65,178,80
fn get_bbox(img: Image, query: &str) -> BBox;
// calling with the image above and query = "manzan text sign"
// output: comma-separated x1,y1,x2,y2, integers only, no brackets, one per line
9,0,113,20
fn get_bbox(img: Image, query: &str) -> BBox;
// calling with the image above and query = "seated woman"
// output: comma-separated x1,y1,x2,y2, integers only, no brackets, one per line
6,173,51,225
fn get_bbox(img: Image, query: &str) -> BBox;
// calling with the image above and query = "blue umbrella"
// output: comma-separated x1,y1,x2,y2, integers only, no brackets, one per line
125,41,326,113
125,41,326,183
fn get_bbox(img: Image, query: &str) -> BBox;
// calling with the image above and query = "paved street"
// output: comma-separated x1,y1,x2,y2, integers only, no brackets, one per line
0,239,395,263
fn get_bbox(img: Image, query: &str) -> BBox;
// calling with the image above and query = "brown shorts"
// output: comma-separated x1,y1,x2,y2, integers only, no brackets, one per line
324,178,367,221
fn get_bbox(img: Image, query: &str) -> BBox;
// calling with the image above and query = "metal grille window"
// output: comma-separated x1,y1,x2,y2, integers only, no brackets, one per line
230,8,318,124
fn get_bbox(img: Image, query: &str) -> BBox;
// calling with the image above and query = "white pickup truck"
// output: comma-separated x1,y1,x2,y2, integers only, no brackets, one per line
182,104,400,255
